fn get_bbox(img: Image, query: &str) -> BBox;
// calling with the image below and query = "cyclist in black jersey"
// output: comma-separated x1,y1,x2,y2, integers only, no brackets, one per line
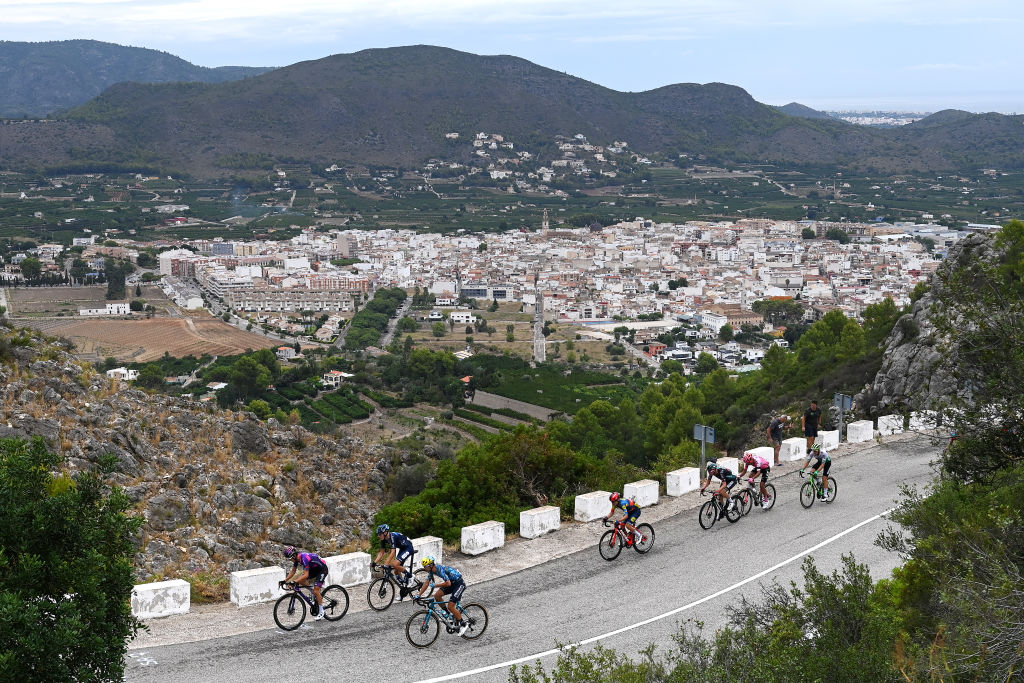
700,460,739,511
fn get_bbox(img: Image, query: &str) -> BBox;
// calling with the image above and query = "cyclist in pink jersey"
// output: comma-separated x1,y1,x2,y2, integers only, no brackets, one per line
738,451,773,509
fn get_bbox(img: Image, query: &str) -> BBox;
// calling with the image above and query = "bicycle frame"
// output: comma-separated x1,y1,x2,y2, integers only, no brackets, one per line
282,583,318,610
418,597,462,629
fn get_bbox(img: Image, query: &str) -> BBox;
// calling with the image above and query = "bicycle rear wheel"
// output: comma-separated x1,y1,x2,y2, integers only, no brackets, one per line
273,594,305,631
799,481,816,508
406,610,439,648
598,529,622,560
320,585,349,621
762,484,777,511
737,489,753,516
367,578,395,611
459,603,489,640
698,501,718,530
823,477,838,503
725,496,743,523
633,523,655,553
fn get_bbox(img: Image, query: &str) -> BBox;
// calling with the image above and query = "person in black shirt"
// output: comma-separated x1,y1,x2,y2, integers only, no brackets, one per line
803,401,822,455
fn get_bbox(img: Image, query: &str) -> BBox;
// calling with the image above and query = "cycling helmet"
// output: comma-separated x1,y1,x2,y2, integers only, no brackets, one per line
283,545,296,558
811,443,822,453
421,555,436,568
376,523,390,535
609,492,621,503
706,460,718,472
742,452,755,465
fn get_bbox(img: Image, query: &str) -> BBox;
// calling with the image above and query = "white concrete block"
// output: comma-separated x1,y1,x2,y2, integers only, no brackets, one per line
230,566,286,607
909,410,938,431
716,456,739,475
666,467,700,497
461,520,505,556
623,479,659,507
323,551,371,588
412,535,443,568
847,420,874,444
878,414,905,436
818,430,840,449
747,446,776,462
781,437,807,462
520,505,561,539
574,490,612,522
131,579,190,620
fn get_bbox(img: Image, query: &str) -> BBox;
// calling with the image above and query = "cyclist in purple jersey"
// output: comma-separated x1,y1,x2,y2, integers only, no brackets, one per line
282,546,328,619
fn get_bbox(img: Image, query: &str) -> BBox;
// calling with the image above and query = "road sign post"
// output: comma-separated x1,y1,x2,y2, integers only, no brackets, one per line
834,393,853,444
694,423,716,474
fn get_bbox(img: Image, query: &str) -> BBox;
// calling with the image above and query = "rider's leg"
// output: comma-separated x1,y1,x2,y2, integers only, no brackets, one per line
822,460,831,493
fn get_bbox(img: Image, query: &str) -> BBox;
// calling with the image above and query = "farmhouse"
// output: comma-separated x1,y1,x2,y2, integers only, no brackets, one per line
79,302,129,316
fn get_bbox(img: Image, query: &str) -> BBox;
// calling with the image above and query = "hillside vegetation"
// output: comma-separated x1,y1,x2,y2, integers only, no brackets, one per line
1,46,1023,176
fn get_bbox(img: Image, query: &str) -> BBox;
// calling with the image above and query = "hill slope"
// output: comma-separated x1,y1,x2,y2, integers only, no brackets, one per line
3,45,1023,176
0,39,273,118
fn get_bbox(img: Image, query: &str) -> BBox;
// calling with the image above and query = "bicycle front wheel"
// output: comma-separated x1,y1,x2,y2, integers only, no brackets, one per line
799,481,816,508
737,489,753,516
273,594,306,631
367,578,395,611
406,610,439,648
633,523,655,553
824,477,838,503
698,501,718,530
598,529,622,560
762,484,777,511
459,603,489,640
321,585,349,621
725,496,743,523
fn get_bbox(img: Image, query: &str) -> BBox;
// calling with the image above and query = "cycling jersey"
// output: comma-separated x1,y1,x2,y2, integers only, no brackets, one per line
295,552,326,571
617,498,640,515
709,467,739,490
810,449,831,465
384,531,414,563
427,564,463,585
747,455,770,471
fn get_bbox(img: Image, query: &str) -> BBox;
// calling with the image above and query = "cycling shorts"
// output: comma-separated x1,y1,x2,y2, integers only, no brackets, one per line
623,508,641,525
441,580,466,602
395,546,414,565
308,563,328,587
720,477,738,491
811,458,831,475
754,467,770,482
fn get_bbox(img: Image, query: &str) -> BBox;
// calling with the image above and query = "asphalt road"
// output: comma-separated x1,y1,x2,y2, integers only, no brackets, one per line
126,438,937,683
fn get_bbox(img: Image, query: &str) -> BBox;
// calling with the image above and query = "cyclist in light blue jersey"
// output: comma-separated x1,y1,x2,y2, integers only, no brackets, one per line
416,556,469,636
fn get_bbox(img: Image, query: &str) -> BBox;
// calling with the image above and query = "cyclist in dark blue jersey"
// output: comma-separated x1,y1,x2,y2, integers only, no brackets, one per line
416,556,469,636
373,523,414,586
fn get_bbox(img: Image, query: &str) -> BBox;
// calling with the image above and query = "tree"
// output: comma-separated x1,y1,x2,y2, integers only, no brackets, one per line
129,299,144,312
134,363,165,389
802,227,816,239
0,438,142,680
134,284,142,297
695,352,719,374
825,227,851,244
432,322,447,337
718,323,734,342
222,311,231,322
398,316,418,332
19,257,41,281
506,324,515,342
248,399,271,419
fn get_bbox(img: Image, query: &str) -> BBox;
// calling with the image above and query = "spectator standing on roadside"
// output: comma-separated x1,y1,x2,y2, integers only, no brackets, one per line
767,414,790,465
803,401,822,455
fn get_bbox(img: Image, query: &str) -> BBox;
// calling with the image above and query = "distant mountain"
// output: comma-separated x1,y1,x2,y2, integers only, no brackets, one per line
776,102,832,120
0,40,274,118
2,45,1023,177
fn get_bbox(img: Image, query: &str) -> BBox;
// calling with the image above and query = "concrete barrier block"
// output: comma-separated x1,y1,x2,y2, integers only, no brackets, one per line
818,430,840,449
781,437,807,462
412,535,443,567
624,479,659,507
230,566,286,607
666,467,700,496
878,414,904,436
717,456,739,475
909,410,937,431
575,490,612,522
847,420,874,443
520,505,561,539
461,520,505,556
323,551,371,588
131,579,190,620
747,446,776,461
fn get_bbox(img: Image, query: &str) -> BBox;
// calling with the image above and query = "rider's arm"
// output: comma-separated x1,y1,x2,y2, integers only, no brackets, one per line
603,503,614,522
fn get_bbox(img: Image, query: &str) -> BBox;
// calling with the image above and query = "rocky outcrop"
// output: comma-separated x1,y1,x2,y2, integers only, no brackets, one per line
856,234,992,416
0,329,383,582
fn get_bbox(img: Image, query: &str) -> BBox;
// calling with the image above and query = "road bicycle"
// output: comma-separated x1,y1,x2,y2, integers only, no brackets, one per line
273,581,349,631
598,519,655,560
368,554,426,611
799,469,838,508
735,478,776,516
699,490,743,529
405,595,489,647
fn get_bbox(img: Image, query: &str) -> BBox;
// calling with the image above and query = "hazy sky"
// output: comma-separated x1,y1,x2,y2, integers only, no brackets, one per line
3,0,1022,112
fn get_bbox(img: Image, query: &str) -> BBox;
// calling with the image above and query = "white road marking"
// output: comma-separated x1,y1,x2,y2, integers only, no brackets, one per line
414,507,894,683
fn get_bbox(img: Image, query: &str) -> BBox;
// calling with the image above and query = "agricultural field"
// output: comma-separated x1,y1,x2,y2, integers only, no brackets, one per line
18,316,278,362
5,284,170,316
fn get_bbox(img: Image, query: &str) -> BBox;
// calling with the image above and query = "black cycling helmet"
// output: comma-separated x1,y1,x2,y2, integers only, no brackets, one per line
706,460,718,472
